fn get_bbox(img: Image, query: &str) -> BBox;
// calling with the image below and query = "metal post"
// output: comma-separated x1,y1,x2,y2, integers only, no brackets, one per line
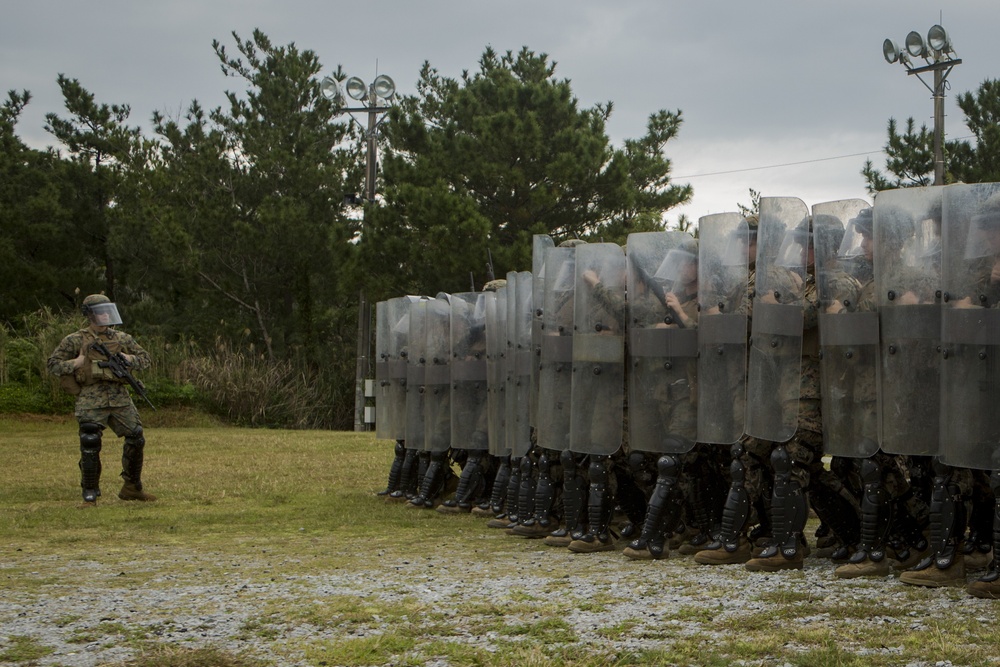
354,288,371,432
933,67,945,186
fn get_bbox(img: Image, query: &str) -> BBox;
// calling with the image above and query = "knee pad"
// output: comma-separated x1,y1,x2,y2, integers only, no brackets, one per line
656,454,680,480
79,422,104,452
560,450,578,472
627,451,646,476
589,457,609,486
124,425,145,448
771,444,791,478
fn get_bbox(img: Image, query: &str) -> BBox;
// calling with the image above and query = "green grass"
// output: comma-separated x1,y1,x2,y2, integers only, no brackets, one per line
3,413,1000,667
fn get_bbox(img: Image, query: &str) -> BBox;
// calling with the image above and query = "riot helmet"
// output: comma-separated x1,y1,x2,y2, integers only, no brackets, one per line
81,294,122,327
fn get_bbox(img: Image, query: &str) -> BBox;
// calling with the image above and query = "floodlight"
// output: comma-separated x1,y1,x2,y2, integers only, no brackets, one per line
905,31,926,58
372,75,396,100
345,77,368,101
320,76,341,101
928,24,951,53
883,39,900,64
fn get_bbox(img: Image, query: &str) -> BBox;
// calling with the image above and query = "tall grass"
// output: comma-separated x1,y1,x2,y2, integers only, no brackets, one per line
0,310,353,429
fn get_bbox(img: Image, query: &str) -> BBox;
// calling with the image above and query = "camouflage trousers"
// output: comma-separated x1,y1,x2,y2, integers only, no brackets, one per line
76,403,142,438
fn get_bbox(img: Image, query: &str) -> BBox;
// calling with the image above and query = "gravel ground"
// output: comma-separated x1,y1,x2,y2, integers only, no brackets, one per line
1,534,994,667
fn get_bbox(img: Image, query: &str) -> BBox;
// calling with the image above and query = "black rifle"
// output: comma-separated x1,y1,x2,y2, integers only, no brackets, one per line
486,248,495,283
90,340,157,411
633,262,687,328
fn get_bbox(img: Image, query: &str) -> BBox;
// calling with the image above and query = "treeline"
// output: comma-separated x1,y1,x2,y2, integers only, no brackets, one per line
0,32,692,428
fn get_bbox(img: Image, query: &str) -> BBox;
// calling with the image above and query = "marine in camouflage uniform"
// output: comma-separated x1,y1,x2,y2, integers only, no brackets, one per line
46,294,156,507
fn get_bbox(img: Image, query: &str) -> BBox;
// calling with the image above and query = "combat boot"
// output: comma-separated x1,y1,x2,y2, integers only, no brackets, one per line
834,556,892,579
118,481,157,502
745,544,804,572
544,528,574,548
899,556,966,588
694,537,752,565
511,520,553,538
436,500,466,514
568,533,616,553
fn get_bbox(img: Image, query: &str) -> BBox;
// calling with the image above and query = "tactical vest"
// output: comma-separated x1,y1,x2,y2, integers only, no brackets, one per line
75,330,126,386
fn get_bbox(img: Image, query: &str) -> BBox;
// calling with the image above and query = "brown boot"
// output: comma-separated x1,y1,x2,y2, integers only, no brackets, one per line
694,537,752,565
118,482,157,502
568,534,616,553
544,528,574,547
900,556,966,588
745,545,804,572
967,571,1000,599
834,556,892,579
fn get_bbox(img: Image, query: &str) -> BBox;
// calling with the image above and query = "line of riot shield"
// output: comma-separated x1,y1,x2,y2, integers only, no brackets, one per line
745,197,809,443
696,213,750,445
570,243,626,456
375,300,407,441
530,235,554,429
505,271,534,459
813,199,880,458
450,292,489,452
627,231,699,453
536,246,576,452
940,182,1000,470
405,298,429,450
875,186,944,457
422,295,452,453
485,285,509,457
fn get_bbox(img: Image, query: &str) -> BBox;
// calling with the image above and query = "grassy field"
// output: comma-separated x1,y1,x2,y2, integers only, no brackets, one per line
1,413,999,667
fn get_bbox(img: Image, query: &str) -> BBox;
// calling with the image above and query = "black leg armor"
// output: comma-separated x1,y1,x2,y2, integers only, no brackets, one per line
964,472,995,560
379,440,407,496
452,450,486,508
706,442,750,552
848,457,891,564
760,444,806,559
915,459,966,570
516,454,537,525
390,447,419,500
981,470,1000,583
530,449,557,527
79,422,104,502
121,426,146,488
552,450,587,540
577,456,613,544
504,457,522,523
411,450,447,508
488,456,511,516
628,454,681,557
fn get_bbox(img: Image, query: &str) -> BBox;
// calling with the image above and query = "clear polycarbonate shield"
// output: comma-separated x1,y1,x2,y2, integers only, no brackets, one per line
627,231,698,453
485,286,508,457
875,186,944,456
375,298,413,440
939,183,1000,470
570,243,626,456
530,234,554,428
746,197,809,443
536,246,576,452
696,213,750,444
813,200,880,458
422,296,452,453
404,298,429,450
450,292,489,451
85,302,123,327
505,271,533,458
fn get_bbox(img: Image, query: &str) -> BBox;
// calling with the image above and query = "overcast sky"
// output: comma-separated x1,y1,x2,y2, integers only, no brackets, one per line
3,1,997,228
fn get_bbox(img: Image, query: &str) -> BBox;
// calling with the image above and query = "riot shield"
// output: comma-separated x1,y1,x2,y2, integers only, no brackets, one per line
940,183,1000,470
696,213,750,444
875,186,944,456
423,295,452,453
536,246,576,452
505,271,533,459
813,199,879,458
530,234,554,429
627,231,698,453
746,197,809,443
450,292,489,451
570,243,626,456
375,297,415,441
485,286,509,457
404,298,429,450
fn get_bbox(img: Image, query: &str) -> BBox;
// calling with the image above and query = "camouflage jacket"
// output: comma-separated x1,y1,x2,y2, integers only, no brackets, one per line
47,327,151,409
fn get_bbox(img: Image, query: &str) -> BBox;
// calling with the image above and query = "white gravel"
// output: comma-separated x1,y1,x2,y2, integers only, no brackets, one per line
1,536,995,667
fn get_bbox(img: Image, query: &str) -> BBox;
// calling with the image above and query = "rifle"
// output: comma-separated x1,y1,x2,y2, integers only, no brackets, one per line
90,340,157,411
633,262,686,329
486,248,495,283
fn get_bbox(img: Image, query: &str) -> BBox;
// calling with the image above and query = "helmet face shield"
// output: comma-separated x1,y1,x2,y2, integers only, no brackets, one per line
85,302,122,327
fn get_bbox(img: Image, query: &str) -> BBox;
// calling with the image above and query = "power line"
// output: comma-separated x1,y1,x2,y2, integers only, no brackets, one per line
674,135,976,180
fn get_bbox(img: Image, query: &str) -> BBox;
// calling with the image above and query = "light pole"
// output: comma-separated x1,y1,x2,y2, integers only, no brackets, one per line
321,72,397,432
883,24,961,186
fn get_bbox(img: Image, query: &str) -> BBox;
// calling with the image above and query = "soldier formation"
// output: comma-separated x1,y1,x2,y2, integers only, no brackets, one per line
374,183,1000,600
